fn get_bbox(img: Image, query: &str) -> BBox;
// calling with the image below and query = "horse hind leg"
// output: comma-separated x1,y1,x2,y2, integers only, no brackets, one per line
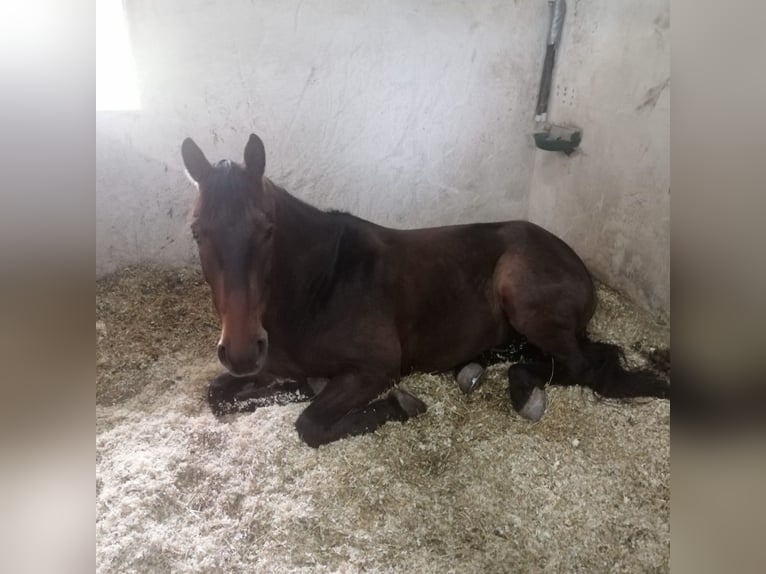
455,338,547,396
521,321,672,400
507,361,554,421
502,319,596,421
577,339,671,399
506,320,670,421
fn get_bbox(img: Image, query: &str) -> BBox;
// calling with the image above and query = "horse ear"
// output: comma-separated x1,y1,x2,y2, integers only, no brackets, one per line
181,138,212,183
244,133,266,179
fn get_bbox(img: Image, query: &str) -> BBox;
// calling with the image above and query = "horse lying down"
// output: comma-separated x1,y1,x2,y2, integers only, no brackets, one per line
181,134,670,447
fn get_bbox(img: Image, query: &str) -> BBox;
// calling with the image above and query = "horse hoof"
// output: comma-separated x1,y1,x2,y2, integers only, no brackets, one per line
518,386,547,422
456,363,485,395
391,389,428,418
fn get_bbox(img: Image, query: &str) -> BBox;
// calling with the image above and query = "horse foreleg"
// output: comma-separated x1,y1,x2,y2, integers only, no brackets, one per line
207,372,314,415
294,372,427,447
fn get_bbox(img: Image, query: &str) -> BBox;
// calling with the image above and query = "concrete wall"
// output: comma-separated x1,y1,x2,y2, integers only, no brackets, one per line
527,0,670,313
97,0,548,275
97,0,670,315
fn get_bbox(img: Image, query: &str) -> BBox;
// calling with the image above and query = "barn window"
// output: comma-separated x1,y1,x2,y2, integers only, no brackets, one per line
96,0,140,110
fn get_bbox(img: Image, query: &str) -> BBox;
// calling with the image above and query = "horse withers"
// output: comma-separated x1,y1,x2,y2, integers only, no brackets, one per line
181,134,669,447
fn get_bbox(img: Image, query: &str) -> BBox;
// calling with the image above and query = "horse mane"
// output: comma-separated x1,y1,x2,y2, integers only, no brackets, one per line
306,222,378,312
268,181,381,315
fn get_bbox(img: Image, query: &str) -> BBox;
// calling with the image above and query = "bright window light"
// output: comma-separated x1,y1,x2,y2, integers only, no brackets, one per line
97,0,140,111
0,1,54,53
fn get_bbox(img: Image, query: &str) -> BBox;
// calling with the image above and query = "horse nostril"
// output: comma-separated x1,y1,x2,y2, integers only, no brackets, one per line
255,336,268,359
217,344,227,365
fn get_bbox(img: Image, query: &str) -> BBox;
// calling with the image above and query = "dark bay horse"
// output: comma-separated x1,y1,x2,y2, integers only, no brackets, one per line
181,134,670,447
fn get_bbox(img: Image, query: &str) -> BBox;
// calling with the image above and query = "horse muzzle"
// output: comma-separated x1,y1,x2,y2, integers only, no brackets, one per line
216,332,269,376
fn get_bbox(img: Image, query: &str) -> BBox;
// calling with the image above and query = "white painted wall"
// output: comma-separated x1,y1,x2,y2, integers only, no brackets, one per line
527,0,670,313
96,0,670,314
97,0,548,275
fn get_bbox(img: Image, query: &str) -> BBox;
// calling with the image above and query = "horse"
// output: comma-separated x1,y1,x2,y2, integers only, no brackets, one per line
181,134,670,447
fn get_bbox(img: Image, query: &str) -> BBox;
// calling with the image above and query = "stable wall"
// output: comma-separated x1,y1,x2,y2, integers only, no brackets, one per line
527,0,670,313
97,0,548,275
97,0,670,315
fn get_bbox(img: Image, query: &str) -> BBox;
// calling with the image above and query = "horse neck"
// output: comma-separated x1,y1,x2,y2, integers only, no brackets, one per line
266,178,349,289
263,180,349,329
267,180,334,245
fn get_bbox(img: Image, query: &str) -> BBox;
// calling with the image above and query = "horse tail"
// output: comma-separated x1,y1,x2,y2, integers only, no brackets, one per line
569,338,670,399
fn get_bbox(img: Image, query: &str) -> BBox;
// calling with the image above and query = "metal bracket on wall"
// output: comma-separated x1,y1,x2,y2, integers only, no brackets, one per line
533,0,581,155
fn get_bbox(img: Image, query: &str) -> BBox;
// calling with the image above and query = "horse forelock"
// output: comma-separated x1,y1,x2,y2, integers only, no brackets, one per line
196,160,258,226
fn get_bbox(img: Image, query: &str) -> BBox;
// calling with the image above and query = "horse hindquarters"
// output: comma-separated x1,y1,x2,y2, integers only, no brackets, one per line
492,229,669,418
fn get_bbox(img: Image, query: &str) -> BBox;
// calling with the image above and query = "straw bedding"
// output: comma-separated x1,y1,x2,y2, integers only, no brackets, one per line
96,266,669,573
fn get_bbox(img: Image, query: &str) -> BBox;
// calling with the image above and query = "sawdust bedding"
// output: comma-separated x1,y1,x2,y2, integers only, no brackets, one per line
96,265,670,573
